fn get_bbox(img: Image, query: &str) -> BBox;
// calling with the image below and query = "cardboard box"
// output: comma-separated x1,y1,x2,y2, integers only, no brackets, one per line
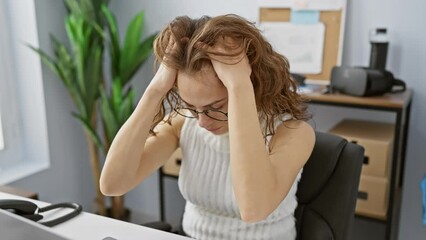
356,175,389,220
161,148,182,177
329,119,394,177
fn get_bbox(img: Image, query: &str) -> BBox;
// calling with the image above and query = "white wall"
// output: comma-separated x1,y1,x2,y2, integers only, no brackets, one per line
110,0,426,238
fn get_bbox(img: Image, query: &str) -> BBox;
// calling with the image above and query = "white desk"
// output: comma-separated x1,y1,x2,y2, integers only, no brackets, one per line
0,192,190,240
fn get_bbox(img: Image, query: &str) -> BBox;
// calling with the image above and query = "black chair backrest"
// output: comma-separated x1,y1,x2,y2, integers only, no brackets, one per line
295,131,364,240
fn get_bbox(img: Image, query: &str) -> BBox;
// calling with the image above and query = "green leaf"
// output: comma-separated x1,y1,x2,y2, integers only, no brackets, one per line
65,15,86,98
100,88,119,143
28,41,88,117
72,89,88,118
65,0,82,16
72,112,103,149
80,0,96,20
111,77,123,117
84,44,102,115
118,88,135,124
27,45,63,81
93,0,110,20
50,35,75,89
101,4,120,77
120,11,145,81
121,33,156,84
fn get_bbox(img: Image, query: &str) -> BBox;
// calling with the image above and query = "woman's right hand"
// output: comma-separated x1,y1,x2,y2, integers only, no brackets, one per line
149,64,177,95
148,37,178,95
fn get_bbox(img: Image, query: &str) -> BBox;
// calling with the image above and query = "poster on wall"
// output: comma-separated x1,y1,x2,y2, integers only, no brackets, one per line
260,22,325,74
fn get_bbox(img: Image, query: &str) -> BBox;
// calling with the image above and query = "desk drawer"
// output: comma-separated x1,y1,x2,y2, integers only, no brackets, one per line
356,175,389,220
346,137,392,177
161,148,182,177
329,119,394,177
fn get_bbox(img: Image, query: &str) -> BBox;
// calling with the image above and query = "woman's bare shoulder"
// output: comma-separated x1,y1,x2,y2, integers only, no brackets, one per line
269,120,315,155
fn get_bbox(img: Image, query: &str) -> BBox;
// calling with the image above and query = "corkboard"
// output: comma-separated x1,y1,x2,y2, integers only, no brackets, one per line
259,8,344,81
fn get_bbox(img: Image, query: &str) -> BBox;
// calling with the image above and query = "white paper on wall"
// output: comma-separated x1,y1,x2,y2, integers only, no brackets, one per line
293,0,344,10
260,22,325,74
257,0,344,10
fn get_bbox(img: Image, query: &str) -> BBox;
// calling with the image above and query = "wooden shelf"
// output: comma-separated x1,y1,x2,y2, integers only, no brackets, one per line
304,89,413,109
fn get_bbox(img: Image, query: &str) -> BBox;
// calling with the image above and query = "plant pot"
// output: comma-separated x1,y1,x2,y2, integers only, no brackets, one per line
106,207,131,222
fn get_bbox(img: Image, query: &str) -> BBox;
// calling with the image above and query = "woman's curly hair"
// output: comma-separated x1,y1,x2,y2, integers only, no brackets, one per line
151,14,310,137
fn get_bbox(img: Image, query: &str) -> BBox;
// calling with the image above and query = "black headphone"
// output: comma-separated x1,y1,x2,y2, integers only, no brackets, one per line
0,199,82,227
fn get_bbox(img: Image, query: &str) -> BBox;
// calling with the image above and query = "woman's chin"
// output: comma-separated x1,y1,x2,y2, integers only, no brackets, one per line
209,127,228,135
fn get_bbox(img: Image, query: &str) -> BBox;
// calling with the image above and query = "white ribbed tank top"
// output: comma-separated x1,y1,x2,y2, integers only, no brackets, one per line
178,117,302,240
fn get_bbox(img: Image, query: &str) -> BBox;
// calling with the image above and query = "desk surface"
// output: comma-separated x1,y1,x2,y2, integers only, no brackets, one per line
305,89,413,109
0,192,190,240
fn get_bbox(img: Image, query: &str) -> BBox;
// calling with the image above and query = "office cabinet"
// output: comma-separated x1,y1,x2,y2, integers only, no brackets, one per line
329,119,394,177
305,89,412,240
330,119,395,220
357,175,389,220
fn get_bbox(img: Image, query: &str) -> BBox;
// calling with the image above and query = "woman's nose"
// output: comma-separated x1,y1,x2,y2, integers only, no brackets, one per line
197,113,213,128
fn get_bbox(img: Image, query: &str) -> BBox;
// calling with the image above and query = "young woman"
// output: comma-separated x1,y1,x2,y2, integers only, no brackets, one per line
100,14,315,240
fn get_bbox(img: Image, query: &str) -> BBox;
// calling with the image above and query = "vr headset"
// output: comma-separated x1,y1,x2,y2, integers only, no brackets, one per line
330,66,406,97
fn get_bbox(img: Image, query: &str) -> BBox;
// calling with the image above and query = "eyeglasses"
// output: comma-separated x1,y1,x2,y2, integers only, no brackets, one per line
174,106,228,121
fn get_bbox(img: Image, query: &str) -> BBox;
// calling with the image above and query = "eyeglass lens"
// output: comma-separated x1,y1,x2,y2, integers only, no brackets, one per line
176,107,227,121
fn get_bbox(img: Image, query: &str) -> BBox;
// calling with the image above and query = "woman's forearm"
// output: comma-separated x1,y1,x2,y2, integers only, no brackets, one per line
100,86,164,195
227,81,279,222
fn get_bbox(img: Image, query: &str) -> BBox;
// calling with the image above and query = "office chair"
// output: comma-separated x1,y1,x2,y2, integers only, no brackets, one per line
144,131,364,240
294,131,364,240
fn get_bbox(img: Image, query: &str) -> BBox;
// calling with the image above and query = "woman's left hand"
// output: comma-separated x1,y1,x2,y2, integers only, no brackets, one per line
201,36,252,89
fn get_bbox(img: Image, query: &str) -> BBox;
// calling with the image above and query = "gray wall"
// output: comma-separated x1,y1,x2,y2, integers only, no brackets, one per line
342,1,426,239
10,0,95,210
7,0,425,239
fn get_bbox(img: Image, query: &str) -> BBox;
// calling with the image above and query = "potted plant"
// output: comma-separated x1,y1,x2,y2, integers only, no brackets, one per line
99,3,156,219
30,0,156,219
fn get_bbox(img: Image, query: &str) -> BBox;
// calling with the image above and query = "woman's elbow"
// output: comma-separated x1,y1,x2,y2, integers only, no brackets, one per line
99,178,112,196
99,175,122,196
